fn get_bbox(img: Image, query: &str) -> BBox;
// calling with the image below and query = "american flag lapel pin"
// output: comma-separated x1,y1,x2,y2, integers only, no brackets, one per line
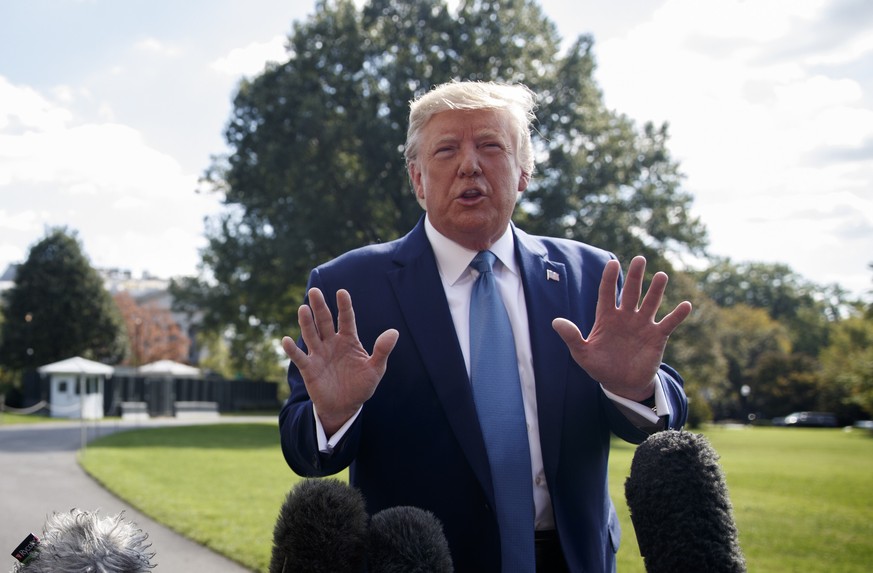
546,269,560,282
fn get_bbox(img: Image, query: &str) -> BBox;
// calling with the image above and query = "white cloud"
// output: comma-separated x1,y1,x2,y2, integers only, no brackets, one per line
0,112,196,200
210,35,287,77
591,0,873,295
0,75,223,279
0,209,50,233
0,76,72,132
135,37,180,57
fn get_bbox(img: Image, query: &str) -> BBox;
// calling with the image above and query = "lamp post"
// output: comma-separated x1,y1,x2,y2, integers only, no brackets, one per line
740,384,753,423
133,317,143,370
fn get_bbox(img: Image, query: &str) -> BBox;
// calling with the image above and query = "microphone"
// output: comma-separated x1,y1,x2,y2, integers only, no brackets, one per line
367,506,454,573
624,430,746,573
269,478,369,573
11,509,155,573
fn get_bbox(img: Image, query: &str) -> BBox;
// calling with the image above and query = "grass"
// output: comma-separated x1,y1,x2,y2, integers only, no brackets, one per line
80,424,873,573
0,412,73,425
80,423,299,572
610,426,873,573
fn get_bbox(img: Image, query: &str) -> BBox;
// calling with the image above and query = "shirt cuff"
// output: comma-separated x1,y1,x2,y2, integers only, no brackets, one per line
601,374,670,426
313,404,363,454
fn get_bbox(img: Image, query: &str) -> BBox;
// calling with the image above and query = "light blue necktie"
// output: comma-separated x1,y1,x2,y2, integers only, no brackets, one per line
469,251,535,572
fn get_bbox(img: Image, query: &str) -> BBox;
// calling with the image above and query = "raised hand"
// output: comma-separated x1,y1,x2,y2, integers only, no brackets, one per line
282,288,399,435
551,256,692,402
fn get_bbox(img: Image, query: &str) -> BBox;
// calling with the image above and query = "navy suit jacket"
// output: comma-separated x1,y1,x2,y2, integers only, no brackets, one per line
279,217,687,572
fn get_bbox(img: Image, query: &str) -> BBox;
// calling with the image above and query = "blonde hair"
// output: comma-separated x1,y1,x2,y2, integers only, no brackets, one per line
404,81,537,176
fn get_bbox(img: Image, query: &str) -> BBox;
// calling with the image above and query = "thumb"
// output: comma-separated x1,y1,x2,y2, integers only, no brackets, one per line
552,318,585,350
371,329,399,369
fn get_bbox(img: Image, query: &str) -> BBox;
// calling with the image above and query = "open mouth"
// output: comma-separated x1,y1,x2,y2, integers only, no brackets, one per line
460,188,484,199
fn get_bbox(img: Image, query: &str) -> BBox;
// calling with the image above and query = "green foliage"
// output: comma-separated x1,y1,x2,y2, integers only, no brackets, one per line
193,328,287,384
712,304,792,419
177,0,706,364
692,257,836,356
691,257,872,421
819,315,873,418
0,228,127,370
659,271,726,426
749,352,823,418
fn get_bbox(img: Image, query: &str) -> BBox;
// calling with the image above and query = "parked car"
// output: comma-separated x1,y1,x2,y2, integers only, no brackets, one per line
773,411,839,427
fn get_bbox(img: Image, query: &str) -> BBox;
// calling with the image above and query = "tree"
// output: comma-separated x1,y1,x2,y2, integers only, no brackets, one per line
692,257,836,356
113,292,190,366
175,0,707,363
748,352,822,419
712,303,792,420
658,272,727,427
819,315,873,419
0,228,127,370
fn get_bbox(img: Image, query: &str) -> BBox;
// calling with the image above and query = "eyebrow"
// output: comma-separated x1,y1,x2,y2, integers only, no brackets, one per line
432,129,506,147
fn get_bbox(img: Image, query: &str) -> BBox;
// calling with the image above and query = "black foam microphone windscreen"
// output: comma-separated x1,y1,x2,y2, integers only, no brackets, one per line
367,506,454,573
625,430,746,573
269,478,369,573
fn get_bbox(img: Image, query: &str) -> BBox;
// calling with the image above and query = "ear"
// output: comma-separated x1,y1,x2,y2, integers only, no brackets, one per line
517,170,530,193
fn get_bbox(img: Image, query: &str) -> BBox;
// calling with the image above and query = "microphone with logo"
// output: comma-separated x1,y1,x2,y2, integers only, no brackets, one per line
9,509,155,573
624,430,746,573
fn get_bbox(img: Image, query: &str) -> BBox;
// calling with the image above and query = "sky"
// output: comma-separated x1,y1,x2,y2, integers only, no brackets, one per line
1,0,871,299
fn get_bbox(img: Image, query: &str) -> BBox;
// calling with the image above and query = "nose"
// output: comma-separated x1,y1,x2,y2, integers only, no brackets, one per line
458,146,481,177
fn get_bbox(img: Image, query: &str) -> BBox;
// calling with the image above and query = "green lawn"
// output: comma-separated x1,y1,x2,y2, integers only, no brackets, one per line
0,412,76,425
80,424,873,573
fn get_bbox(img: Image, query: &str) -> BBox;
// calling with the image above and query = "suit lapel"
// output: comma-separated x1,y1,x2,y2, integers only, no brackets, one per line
387,221,494,502
514,228,570,481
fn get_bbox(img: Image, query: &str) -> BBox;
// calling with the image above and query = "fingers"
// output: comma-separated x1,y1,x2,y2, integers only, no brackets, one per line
637,270,668,318
282,335,306,365
335,289,357,335
635,268,693,332
295,288,355,346
597,259,621,312
620,256,646,310
308,287,337,339
658,300,693,335
597,256,692,334
286,287,398,364
295,295,322,352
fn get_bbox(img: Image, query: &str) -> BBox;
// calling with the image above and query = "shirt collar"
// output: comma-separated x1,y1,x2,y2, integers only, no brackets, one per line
424,215,518,286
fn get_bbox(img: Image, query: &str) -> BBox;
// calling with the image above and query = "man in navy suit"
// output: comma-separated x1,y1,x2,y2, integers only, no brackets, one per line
279,81,692,572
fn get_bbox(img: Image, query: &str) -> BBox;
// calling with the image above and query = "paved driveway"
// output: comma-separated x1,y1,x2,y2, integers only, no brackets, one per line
0,418,272,572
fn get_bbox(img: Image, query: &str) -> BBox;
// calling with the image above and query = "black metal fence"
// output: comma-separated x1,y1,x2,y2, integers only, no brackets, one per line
20,371,280,417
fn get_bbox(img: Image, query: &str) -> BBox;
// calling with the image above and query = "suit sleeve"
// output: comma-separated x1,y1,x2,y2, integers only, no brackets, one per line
603,364,688,444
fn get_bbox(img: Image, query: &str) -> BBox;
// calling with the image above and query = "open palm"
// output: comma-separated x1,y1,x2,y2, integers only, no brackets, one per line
282,288,399,435
552,256,692,402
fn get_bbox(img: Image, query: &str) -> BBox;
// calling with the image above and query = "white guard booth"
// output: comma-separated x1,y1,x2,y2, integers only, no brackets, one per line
38,357,115,419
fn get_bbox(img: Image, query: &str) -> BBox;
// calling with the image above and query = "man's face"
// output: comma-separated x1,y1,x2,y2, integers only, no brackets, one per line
409,109,529,251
